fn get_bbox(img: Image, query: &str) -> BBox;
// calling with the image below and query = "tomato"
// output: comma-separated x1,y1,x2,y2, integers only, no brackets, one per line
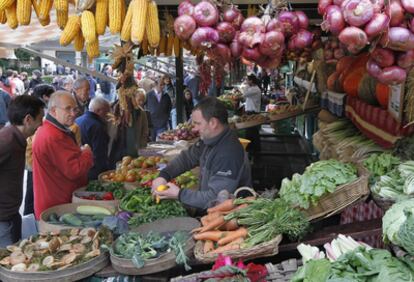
125,174,136,182
114,174,125,182
102,175,109,180
109,172,115,178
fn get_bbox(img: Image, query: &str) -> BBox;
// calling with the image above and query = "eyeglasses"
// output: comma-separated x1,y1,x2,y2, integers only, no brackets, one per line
56,106,79,114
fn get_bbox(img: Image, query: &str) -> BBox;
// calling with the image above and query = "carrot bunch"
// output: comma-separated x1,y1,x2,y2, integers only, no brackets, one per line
192,198,254,254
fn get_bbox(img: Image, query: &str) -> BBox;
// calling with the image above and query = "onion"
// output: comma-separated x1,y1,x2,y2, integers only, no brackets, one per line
364,13,390,39
241,17,265,33
339,27,368,53
178,0,194,16
294,29,313,49
371,47,395,67
230,34,243,58
117,211,132,221
366,59,382,77
341,0,374,27
318,0,333,15
397,50,414,69
334,48,345,59
216,22,236,43
331,39,339,49
266,18,283,32
174,15,197,41
193,0,219,27
401,0,414,13
190,27,219,49
381,27,414,51
239,17,265,47
259,30,285,57
232,13,244,30
242,46,262,62
369,0,384,12
223,6,240,23
387,0,404,27
333,0,344,5
295,11,309,29
277,11,300,36
378,66,407,84
324,49,334,60
322,5,346,35
209,43,232,62
410,18,414,33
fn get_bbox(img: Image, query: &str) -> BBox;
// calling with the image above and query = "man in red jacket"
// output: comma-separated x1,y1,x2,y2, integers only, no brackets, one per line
32,91,94,219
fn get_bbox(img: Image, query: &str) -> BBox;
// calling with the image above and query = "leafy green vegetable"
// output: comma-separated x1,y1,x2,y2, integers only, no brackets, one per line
363,152,400,183
279,160,358,209
397,210,414,256
169,231,191,271
224,198,309,247
383,198,414,245
291,258,331,282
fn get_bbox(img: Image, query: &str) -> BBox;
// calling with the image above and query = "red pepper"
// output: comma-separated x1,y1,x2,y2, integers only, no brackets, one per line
103,192,114,201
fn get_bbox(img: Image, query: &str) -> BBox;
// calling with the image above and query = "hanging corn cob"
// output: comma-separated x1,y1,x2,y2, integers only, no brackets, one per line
60,15,80,46
86,39,100,59
120,0,133,41
108,0,122,34
120,0,125,23
38,0,52,21
0,0,14,11
5,2,18,29
94,0,107,35
141,34,148,55
55,0,68,29
145,0,160,48
16,0,31,25
74,32,85,51
157,33,166,56
81,10,97,43
0,9,6,23
131,0,148,45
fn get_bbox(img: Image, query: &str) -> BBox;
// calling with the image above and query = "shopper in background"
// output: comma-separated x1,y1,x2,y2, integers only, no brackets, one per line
20,72,29,91
241,74,262,153
0,89,10,129
139,70,156,94
75,97,111,180
32,91,93,219
12,71,25,96
163,75,177,129
98,65,116,102
24,84,55,216
184,88,194,121
29,70,43,91
0,95,44,246
72,76,90,116
152,97,251,212
146,78,172,141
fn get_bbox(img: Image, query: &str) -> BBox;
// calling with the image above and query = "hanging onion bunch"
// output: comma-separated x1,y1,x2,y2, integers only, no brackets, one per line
318,0,414,85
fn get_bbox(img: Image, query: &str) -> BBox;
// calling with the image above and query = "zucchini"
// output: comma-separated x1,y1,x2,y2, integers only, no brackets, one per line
76,205,113,216
59,213,82,226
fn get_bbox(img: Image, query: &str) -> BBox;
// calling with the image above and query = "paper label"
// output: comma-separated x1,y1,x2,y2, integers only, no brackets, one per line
388,84,404,123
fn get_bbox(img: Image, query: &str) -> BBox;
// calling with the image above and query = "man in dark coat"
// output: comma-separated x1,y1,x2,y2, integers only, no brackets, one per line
146,78,172,141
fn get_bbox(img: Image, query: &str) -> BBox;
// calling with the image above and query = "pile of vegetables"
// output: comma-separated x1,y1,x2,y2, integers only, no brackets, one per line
47,205,114,228
86,181,125,199
192,197,309,254
279,159,358,209
112,231,191,270
0,227,112,272
319,0,414,85
119,189,187,227
363,152,401,181
383,198,414,256
292,245,414,282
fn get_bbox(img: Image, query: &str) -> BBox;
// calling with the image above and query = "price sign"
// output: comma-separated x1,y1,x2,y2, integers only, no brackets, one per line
388,83,404,123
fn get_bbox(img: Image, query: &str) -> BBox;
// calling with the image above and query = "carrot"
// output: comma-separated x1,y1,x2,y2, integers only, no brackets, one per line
207,199,235,213
219,219,239,231
217,228,248,246
200,211,221,225
221,204,249,215
203,240,214,254
197,215,225,233
210,242,241,254
193,231,224,241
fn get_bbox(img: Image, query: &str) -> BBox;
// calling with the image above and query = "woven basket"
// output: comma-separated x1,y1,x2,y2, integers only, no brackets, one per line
303,165,370,221
371,193,396,212
194,234,282,264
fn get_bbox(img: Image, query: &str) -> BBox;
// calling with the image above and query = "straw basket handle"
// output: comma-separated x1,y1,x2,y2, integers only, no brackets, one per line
322,194,366,219
234,186,258,198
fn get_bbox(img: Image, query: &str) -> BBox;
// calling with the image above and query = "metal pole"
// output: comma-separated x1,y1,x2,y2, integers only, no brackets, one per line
176,49,184,124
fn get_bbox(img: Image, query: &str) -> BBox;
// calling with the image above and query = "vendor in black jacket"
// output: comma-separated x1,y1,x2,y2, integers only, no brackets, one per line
151,97,252,211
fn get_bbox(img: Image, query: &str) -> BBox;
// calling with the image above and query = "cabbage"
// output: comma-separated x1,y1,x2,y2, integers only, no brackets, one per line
382,198,414,245
397,210,414,256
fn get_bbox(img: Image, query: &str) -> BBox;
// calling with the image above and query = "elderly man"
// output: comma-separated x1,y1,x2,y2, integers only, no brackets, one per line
152,97,252,212
72,76,90,116
0,95,44,246
75,97,111,180
32,91,93,219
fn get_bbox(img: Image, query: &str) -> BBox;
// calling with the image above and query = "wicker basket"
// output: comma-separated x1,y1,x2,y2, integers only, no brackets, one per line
371,193,396,212
303,165,370,221
194,234,282,264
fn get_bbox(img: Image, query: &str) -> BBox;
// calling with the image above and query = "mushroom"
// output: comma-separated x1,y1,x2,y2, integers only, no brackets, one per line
23,246,34,260
72,243,85,254
35,241,49,250
92,239,99,251
11,263,27,272
70,228,80,236
61,253,77,264
58,243,72,252
42,256,54,267
10,251,26,265
57,263,72,271
0,256,10,266
18,239,29,249
79,228,96,238
80,236,92,244
48,237,61,252
68,235,81,243
27,263,40,272
6,246,21,253
84,249,100,258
